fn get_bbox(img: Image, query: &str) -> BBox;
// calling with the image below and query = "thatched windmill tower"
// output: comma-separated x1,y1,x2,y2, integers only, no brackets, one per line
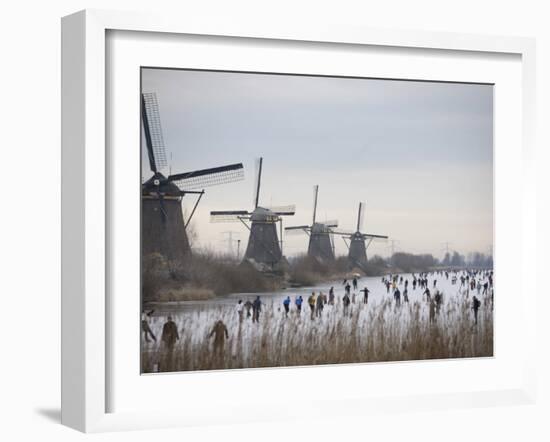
141,92,244,263
285,185,338,262
210,158,295,271
333,202,388,270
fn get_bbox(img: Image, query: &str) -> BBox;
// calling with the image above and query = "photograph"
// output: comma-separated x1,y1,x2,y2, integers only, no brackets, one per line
140,68,494,373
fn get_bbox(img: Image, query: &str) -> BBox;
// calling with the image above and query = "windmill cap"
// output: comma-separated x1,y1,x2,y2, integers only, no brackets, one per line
250,207,278,222
311,222,332,233
142,172,181,196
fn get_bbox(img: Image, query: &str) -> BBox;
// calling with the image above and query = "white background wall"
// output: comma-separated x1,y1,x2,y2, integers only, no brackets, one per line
0,1,547,440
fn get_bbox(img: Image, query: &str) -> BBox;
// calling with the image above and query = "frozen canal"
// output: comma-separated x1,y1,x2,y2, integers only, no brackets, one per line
141,270,494,372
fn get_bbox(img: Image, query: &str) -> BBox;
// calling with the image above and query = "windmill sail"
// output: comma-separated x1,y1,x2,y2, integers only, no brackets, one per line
142,92,168,172
168,163,244,190
357,202,366,232
210,210,250,223
312,185,319,225
253,157,263,208
266,205,296,215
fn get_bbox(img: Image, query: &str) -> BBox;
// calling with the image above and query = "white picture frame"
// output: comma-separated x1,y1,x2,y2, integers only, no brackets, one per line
61,9,537,433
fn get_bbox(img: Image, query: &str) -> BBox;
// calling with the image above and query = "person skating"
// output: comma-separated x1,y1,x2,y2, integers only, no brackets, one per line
295,295,303,314
343,293,351,316
235,300,244,323
361,287,370,304
308,292,316,319
252,296,262,323
472,296,481,325
352,277,358,290
141,309,156,343
394,288,401,307
283,296,291,317
161,316,179,351
423,287,431,302
316,293,324,317
434,291,442,314
209,319,229,360
328,287,335,305
244,300,253,318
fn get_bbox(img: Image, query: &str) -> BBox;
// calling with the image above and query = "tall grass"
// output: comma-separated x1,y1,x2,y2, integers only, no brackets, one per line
141,289,493,373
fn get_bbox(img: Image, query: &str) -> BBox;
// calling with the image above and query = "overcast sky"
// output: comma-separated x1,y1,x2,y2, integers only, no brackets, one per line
141,68,493,259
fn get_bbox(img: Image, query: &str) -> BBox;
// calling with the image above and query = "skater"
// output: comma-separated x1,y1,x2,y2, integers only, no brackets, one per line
433,279,437,288
295,295,303,314
252,296,262,323
472,296,481,325
244,300,253,318
361,287,370,304
394,288,401,307
403,288,409,303
352,277,358,290
283,296,291,317
235,300,244,323
161,316,179,351
423,287,431,302
141,309,156,343
351,292,356,304
308,292,316,319
343,292,351,316
209,319,229,360
316,293,324,317
328,287,335,305
345,282,351,295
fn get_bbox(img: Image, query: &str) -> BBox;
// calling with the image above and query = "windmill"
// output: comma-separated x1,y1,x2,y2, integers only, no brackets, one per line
332,202,388,271
210,157,295,271
284,185,338,262
141,92,244,263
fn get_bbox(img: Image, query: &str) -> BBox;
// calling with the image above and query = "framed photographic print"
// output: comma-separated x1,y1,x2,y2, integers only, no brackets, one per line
61,9,537,432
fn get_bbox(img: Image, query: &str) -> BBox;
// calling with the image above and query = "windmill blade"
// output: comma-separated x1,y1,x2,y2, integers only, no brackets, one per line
252,157,263,208
329,228,354,236
285,225,310,230
320,219,339,228
267,205,296,216
284,225,310,236
311,185,319,225
210,210,250,223
357,202,366,232
141,92,168,173
168,163,244,190
361,233,389,240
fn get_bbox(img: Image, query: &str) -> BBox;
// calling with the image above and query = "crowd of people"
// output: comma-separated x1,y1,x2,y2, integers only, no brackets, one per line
142,269,494,358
